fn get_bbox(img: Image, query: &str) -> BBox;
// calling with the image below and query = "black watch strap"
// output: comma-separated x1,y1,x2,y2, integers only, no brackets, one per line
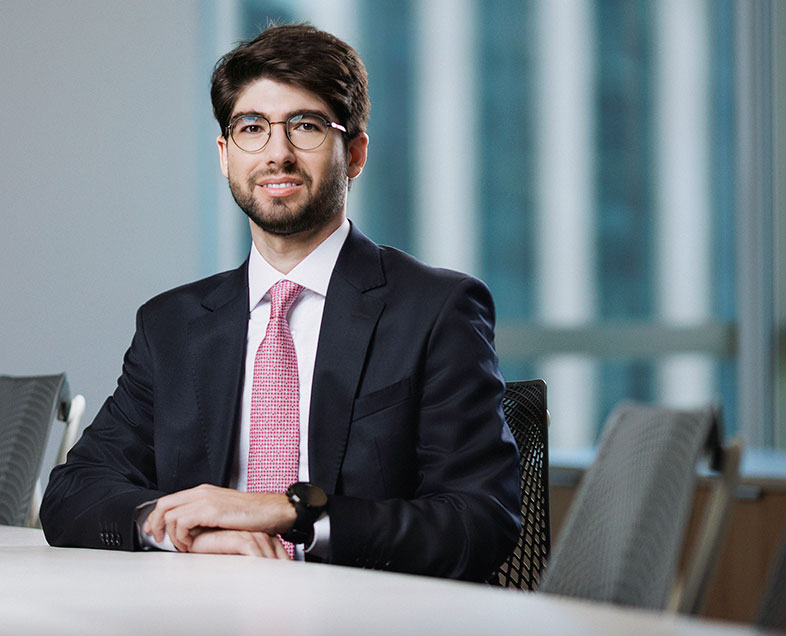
280,482,327,545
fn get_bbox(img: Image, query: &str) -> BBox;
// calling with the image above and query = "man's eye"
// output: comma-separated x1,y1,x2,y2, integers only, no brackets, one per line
239,124,265,135
291,116,325,134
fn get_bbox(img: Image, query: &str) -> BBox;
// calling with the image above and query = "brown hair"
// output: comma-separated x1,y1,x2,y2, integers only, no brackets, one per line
210,24,370,141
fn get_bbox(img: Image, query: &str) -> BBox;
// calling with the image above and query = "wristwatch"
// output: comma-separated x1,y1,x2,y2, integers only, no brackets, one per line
280,482,328,545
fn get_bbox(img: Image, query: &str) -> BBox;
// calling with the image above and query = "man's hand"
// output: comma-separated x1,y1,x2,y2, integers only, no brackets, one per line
189,528,290,559
142,484,296,553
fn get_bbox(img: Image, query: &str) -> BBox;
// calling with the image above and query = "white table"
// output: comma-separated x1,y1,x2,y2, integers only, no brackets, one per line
0,526,772,635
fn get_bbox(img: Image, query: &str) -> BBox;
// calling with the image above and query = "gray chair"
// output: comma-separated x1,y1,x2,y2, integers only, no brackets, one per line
0,373,84,527
491,380,550,590
539,402,740,612
757,527,786,632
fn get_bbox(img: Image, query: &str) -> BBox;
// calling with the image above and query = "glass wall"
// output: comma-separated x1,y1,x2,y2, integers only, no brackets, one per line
203,0,783,450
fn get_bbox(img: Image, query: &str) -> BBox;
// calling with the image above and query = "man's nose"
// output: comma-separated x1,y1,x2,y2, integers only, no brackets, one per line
265,121,296,164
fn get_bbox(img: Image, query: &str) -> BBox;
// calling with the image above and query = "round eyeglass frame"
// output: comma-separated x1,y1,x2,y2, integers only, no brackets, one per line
226,113,348,152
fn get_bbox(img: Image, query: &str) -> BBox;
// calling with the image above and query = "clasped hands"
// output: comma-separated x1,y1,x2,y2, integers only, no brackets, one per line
142,484,297,559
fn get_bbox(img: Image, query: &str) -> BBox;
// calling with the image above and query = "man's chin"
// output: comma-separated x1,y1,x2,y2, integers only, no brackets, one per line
257,223,304,237
248,209,330,237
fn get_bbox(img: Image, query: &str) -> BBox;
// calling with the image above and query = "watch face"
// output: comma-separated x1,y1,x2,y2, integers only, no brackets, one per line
294,483,327,508
286,483,327,543
291,482,328,508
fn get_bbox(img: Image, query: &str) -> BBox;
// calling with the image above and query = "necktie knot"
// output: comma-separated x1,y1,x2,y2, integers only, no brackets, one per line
269,279,304,320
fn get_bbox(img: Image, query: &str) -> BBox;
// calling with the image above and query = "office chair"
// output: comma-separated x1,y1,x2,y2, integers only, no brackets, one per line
539,402,740,612
491,380,550,590
0,373,84,527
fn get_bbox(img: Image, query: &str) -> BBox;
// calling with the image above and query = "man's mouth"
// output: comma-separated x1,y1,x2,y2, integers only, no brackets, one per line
254,176,305,198
261,182,300,190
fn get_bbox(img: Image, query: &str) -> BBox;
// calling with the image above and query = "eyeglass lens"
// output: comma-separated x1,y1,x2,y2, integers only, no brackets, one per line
230,113,329,151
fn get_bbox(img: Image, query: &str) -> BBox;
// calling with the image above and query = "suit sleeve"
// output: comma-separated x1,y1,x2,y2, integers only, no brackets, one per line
40,305,166,550
324,277,521,581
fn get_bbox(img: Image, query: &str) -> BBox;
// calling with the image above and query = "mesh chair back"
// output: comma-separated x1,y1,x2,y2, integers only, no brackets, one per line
492,380,550,590
540,403,719,609
0,374,69,526
757,527,786,631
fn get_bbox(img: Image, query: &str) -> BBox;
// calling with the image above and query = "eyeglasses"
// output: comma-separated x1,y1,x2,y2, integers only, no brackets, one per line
226,112,347,152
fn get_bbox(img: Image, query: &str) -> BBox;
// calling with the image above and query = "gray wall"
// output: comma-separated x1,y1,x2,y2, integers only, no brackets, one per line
1,2,212,431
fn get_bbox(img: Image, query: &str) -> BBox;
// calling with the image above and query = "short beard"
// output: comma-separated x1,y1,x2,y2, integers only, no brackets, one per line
228,159,347,237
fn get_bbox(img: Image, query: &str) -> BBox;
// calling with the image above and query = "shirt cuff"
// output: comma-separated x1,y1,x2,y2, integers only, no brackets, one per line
304,513,330,559
135,499,178,552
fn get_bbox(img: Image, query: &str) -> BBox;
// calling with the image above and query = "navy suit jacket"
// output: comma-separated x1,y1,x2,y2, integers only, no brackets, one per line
41,225,520,581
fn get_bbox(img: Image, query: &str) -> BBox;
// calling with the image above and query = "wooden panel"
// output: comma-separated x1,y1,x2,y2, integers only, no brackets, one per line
683,483,786,622
548,479,786,622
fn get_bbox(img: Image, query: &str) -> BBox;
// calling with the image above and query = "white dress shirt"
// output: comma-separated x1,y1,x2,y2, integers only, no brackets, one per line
138,219,349,558
232,219,349,492
233,219,349,558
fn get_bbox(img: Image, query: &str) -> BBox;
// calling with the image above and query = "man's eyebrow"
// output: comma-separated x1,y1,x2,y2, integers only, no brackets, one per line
286,109,334,121
230,109,334,121
230,110,265,120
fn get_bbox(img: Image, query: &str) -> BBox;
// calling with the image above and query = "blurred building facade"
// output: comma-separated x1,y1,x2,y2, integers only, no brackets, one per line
204,0,784,449
3,0,779,453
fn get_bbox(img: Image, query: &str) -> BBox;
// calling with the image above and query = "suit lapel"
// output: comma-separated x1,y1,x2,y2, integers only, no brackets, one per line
308,225,386,493
187,262,249,486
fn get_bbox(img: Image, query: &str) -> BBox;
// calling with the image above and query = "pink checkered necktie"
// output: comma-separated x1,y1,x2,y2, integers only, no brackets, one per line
247,279,304,557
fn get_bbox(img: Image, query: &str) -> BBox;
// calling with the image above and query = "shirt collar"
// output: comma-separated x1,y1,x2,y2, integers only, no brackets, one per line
248,219,350,311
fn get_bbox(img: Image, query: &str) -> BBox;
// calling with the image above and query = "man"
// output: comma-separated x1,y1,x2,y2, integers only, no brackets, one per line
40,24,520,582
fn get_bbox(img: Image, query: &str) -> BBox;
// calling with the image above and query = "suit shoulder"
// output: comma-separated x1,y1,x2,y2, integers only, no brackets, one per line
377,245,490,296
140,266,244,315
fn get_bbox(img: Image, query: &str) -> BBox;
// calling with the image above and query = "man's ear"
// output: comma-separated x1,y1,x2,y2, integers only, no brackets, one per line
346,132,369,179
217,135,229,178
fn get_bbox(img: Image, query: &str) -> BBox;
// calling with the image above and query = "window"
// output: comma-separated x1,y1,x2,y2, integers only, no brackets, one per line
204,0,786,450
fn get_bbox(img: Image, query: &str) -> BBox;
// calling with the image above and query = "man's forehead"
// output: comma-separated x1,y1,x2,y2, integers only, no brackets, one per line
231,77,336,120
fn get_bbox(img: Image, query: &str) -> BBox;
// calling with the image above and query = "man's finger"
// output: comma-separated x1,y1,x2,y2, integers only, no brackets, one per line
146,485,208,539
271,535,291,560
171,512,194,551
250,532,290,559
255,533,277,558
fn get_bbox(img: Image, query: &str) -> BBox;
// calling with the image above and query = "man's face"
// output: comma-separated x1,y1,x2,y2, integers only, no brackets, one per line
217,78,366,238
